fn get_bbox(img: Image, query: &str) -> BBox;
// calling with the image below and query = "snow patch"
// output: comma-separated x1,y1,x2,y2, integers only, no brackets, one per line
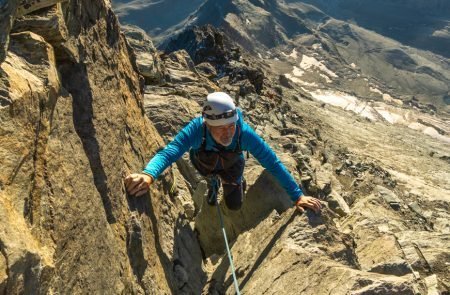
310,90,378,120
289,48,298,59
310,90,450,143
285,74,317,87
408,123,450,143
374,108,404,124
382,93,403,105
292,66,304,77
300,55,338,78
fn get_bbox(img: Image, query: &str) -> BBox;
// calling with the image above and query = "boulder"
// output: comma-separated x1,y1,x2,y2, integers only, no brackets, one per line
12,3,68,48
326,190,350,216
196,62,217,78
122,24,165,84
16,0,68,17
339,195,409,275
279,74,294,89
424,274,439,295
143,94,201,139
311,162,333,195
396,231,450,287
376,185,402,210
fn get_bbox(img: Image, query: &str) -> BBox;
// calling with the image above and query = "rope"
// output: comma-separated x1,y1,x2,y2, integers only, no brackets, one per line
169,176,177,195
215,199,241,295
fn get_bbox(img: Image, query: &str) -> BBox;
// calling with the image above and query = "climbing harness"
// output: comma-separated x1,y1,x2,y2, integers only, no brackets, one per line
189,123,245,183
207,175,220,205
215,198,241,295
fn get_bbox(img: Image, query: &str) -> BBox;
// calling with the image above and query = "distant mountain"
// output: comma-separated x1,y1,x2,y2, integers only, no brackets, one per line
112,0,324,47
112,0,450,58
111,0,450,111
112,0,204,37
295,0,450,58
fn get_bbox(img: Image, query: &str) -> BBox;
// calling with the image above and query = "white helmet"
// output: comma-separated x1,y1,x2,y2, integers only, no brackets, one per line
202,92,239,126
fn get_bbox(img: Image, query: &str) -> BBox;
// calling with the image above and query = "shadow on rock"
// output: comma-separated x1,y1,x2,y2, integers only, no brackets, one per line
60,62,116,224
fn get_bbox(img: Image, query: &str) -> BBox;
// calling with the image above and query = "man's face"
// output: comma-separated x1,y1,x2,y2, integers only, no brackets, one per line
207,122,236,146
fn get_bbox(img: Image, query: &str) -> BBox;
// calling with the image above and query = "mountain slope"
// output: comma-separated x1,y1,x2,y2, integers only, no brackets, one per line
126,25,450,293
113,0,204,36
296,0,450,58
136,0,449,111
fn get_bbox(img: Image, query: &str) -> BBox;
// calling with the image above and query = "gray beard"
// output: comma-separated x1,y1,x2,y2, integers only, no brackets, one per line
220,138,233,147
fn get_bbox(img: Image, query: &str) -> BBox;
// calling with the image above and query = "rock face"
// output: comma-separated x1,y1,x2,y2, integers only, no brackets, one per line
0,1,204,293
211,209,418,295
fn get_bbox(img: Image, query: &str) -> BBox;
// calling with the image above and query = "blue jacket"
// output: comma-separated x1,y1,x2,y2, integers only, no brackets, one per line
143,109,303,202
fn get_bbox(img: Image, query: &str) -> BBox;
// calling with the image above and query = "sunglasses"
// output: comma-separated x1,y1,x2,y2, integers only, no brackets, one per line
202,109,237,120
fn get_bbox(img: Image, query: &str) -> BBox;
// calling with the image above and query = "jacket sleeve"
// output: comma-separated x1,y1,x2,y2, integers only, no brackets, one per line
241,122,303,202
143,118,201,179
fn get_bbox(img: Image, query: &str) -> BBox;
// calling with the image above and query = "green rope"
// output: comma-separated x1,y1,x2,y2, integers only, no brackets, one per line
215,199,241,295
169,176,177,195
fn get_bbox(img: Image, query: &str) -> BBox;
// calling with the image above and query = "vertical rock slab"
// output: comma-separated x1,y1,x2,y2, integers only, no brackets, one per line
40,1,172,292
0,31,59,294
0,0,188,293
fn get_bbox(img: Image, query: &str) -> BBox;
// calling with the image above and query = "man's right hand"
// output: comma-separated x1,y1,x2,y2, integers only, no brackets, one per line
124,173,153,196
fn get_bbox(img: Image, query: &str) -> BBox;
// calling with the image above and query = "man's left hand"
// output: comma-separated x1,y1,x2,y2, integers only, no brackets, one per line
295,196,322,213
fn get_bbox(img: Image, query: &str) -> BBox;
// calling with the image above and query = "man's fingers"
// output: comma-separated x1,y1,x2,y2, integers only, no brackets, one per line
306,202,318,213
296,205,305,213
127,180,139,193
297,198,322,213
308,198,321,209
135,188,148,197
130,180,145,195
124,174,137,187
313,199,321,210
128,178,144,194
312,200,321,213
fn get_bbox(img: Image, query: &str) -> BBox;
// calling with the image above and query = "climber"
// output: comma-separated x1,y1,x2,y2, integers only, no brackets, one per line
124,92,321,213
